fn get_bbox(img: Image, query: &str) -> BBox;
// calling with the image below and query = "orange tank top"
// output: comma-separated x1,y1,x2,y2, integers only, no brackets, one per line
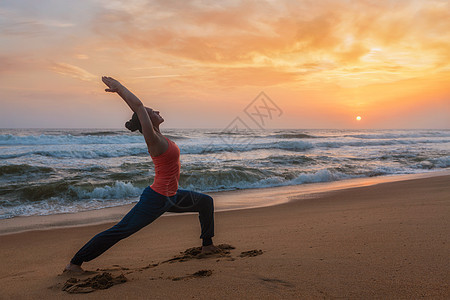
150,137,181,196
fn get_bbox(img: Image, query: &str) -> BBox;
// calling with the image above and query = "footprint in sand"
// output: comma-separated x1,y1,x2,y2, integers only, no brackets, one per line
162,243,236,263
239,249,264,257
158,244,264,263
258,276,295,288
62,272,127,294
169,269,213,281
96,264,130,272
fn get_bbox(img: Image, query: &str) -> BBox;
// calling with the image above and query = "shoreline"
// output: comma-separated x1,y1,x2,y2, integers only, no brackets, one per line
1,169,449,236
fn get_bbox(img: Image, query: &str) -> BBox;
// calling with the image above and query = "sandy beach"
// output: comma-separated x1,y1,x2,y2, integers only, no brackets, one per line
1,175,449,299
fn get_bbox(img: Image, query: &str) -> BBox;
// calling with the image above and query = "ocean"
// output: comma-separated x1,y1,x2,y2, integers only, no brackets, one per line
0,128,449,219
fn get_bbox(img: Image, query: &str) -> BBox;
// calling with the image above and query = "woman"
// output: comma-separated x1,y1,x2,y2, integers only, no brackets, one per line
65,76,218,273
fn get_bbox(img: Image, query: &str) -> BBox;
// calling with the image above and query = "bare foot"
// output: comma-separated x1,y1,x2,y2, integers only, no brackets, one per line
201,244,221,254
64,263,84,274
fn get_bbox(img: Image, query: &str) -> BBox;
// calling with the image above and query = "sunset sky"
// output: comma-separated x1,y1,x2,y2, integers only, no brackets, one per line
1,0,449,129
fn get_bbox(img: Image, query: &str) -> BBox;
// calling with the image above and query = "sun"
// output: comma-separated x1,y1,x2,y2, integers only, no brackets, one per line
356,116,362,121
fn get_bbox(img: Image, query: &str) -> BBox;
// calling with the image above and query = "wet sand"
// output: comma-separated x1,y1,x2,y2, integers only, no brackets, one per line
0,175,449,299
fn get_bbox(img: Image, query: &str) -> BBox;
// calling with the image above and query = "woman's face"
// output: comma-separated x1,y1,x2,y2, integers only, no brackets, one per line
146,107,164,125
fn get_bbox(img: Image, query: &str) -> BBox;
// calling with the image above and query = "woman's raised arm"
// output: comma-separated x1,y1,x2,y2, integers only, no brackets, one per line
101,76,161,148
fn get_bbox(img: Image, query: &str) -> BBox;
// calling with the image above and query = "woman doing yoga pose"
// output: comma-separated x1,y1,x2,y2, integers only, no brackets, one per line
65,76,218,272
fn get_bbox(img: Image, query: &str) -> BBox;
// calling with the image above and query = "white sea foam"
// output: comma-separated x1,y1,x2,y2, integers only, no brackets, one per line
432,156,450,168
0,181,143,219
0,134,144,145
72,181,142,199
0,197,140,219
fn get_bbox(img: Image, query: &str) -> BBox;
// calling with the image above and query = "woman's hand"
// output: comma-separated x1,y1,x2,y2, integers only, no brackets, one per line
102,76,123,93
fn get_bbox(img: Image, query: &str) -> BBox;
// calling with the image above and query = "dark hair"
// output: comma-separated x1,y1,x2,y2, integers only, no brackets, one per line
125,112,142,133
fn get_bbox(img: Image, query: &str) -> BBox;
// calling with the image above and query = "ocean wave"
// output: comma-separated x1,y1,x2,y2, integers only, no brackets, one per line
0,180,144,219
0,134,144,145
180,166,271,190
34,147,149,159
344,131,450,139
2,137,447,160
183,138,449,154
72,181,143,200
315,138,450,148
0,164,54,176
205,131,246,136
183,140,315,154
411,156,450,169
0,146,149,159
0,178,146,202
432,156,450,168
0,196,140,219
263,155,316,165
181,168,356,191
75,130,124,136
4,180,74,202
268,133,317,139
186,138,448,155
204,131,318,139
0,153,26,159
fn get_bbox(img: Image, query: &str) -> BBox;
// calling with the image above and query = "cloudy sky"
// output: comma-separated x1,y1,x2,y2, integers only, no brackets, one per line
1,0,449,129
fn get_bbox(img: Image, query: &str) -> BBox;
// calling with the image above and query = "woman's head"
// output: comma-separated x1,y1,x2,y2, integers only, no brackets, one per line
146,107,164,126
125,107,164,133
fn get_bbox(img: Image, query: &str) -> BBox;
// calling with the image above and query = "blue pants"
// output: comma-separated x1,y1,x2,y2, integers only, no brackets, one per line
70,187,214,266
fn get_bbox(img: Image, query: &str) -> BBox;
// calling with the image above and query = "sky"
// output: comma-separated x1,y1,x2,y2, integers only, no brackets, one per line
1,0,449,129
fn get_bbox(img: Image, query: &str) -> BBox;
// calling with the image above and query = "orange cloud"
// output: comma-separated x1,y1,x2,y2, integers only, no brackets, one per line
50,62,97,82
88,0,450,91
